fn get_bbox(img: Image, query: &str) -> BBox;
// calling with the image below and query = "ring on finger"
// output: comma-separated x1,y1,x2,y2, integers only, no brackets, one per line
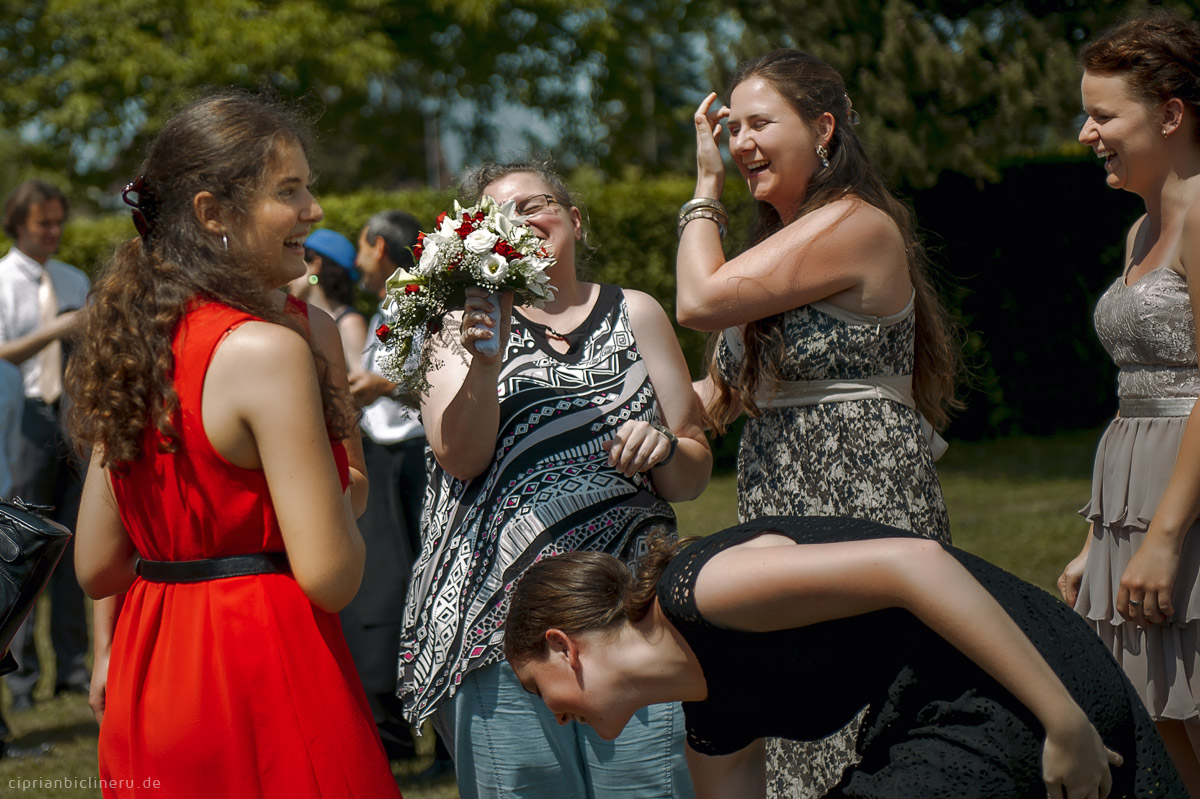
1128,599,1142,607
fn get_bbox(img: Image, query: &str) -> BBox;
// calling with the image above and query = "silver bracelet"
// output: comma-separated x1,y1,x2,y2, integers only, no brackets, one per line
679,197,728,218
650,422,678,466
677,208,727,240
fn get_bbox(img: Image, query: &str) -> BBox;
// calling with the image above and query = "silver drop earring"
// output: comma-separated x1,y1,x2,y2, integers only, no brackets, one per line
222,233,229,250
816,143,830,170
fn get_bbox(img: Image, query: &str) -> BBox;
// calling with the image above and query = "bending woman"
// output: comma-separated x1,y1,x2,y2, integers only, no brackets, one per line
397,160,711,799
507,517,1184,799
67,92,398,798
1059,10,1200,793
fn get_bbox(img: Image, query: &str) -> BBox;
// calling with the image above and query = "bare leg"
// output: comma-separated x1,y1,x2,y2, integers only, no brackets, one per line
1157,719,1200,795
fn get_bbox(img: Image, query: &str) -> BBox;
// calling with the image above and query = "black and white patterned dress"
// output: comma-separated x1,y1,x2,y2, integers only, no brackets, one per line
717,296,950,797
398,284,676,726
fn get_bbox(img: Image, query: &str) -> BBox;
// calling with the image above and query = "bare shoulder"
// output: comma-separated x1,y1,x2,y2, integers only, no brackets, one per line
1178,203,1200,283
622,288,671,325
792,197,902,247
1184,201,1200,249
338,310,367,334
772,198,907,291
214,320,313,376
304,302,340,347
1126,212,1148,259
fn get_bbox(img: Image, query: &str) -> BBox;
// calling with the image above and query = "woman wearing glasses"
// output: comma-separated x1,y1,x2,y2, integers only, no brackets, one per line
397,160,712,799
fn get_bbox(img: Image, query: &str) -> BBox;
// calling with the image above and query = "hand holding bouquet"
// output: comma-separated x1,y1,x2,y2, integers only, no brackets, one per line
374,195,557,399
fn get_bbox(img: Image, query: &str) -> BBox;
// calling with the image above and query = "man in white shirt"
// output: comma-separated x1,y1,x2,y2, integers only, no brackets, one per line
0,180,91,712
344,209,452,771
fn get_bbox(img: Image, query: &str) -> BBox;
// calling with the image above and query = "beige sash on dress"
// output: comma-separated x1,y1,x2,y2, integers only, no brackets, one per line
722,292,948,460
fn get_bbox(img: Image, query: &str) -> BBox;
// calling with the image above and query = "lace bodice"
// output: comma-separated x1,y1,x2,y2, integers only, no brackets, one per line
1094,268,1200,400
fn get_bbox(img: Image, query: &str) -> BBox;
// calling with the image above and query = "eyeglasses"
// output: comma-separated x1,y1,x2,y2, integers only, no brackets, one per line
515,194,563,217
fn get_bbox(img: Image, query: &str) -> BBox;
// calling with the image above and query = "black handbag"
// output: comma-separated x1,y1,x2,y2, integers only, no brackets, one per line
0,498,73,676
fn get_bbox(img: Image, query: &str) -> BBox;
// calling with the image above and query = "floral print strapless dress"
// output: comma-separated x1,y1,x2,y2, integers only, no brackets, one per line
717,297,950,797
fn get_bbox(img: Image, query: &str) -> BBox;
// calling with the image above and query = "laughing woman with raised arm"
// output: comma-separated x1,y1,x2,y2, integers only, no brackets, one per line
676,48,961,794
507,516,1185,799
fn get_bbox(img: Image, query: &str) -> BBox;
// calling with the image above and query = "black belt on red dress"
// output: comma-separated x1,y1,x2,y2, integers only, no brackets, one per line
136,553,290,583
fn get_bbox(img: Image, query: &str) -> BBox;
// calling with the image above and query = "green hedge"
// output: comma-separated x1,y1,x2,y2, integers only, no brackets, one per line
15,162,1134,443
40,174,750,372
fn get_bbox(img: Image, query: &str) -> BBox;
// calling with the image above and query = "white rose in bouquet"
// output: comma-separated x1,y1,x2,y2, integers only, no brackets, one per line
464,228,500,255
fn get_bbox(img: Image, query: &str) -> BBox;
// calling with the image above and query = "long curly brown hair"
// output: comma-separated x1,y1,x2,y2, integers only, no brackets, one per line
705,49,961,433
66,91,356,469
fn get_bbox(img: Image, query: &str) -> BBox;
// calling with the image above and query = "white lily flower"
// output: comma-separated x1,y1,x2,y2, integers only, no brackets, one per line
479,252,510,283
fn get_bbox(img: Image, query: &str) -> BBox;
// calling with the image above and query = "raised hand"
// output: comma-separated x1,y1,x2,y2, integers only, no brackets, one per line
459,285,513,365
693,92,729,196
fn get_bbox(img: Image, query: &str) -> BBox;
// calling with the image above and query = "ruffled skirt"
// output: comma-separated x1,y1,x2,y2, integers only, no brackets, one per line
1078,415,1200,721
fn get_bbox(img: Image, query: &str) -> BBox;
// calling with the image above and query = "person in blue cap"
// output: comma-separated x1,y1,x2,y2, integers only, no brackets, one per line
288,227,367,371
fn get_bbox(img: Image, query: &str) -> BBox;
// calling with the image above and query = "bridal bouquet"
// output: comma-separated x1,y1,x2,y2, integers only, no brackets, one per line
374,195,557,399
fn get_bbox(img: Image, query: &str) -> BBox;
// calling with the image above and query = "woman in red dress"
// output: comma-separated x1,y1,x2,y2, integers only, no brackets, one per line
66,92,401,799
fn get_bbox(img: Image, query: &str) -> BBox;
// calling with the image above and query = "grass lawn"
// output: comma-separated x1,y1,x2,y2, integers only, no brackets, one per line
673,427,1100,594
0,430,1102,798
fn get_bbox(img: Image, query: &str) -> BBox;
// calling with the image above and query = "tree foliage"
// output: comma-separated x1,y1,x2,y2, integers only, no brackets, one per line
0,0,403,194
0,0,719,198
2,0,1200,204
717,0,1200,188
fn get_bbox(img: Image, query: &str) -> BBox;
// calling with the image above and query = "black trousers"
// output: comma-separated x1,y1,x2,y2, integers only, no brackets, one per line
340,435,426,759
5,399,88,698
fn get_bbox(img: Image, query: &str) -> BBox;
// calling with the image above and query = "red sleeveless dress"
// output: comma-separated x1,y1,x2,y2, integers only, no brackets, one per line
98,300,401,798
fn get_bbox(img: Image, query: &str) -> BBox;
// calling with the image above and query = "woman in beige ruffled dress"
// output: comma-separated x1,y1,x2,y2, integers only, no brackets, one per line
1058,10,1200,794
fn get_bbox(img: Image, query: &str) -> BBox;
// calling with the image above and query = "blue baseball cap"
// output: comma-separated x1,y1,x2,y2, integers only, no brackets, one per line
304,228,359,282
